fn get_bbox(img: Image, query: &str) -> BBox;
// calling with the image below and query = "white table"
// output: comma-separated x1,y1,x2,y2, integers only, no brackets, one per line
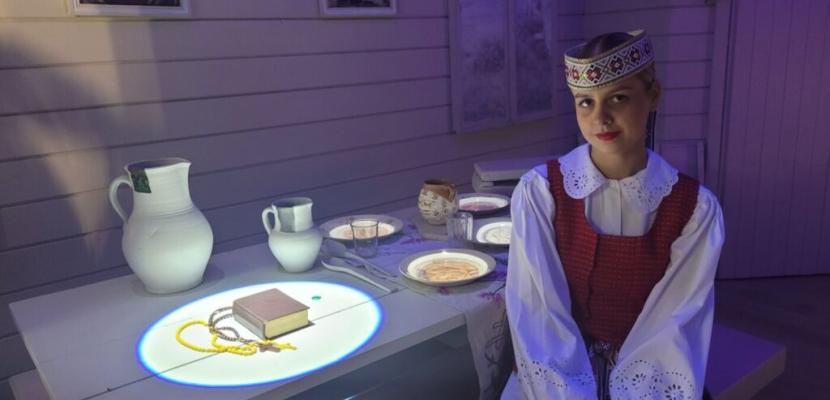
9,240,473,400
9,207,784,400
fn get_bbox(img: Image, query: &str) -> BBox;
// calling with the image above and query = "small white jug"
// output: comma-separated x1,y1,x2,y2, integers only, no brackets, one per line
262,197,322,273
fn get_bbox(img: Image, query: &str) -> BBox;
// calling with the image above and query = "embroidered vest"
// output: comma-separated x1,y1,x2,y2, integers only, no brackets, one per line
548,159,698,348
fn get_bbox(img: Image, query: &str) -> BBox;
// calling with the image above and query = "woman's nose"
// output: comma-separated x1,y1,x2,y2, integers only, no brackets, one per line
593,105,612,126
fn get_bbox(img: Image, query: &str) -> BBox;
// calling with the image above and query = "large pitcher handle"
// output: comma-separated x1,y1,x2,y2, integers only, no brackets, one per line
108,175,132,222
261,205,281,235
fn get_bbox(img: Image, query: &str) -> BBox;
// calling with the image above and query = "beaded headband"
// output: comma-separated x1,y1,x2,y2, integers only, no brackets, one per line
563,29,655,89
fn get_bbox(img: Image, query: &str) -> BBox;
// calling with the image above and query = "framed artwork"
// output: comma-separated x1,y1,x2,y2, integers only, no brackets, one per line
69,0,190,17
319,0,398,17
449,0,556,133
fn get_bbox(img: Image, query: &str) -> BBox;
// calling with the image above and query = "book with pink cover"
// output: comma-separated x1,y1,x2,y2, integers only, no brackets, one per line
232,288,310,340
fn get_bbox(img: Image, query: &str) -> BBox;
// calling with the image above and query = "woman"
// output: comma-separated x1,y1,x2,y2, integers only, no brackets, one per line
502,30,725,399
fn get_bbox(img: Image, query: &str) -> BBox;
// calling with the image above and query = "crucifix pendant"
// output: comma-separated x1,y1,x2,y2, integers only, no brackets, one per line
258,343,281,353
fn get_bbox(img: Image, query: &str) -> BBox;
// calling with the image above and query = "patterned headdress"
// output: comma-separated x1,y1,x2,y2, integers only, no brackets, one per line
564,29,655,89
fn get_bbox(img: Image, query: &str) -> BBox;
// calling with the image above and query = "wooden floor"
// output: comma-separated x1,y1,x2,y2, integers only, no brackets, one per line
714,274,830,398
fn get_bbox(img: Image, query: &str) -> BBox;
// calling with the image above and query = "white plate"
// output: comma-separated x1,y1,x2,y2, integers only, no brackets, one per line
457,193,510,215
399,249,496,287
321,214,404,241
473,218,512,246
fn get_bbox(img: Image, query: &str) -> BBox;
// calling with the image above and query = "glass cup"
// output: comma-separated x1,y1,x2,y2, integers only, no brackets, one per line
446,211,473,248
350,218,380,258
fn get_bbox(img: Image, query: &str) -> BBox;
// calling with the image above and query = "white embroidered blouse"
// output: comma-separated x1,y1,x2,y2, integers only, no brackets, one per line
502,144,725,400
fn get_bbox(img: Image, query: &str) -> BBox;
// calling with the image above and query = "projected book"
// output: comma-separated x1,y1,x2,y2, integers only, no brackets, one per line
232,288,310,340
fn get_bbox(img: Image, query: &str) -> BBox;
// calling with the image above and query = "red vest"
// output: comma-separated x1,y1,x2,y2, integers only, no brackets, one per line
548,159,698,347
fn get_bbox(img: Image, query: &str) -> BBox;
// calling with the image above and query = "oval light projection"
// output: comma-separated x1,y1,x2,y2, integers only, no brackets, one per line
138,281,382,387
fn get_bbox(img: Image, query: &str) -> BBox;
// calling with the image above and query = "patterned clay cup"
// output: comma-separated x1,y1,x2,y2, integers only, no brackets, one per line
418,179,458,225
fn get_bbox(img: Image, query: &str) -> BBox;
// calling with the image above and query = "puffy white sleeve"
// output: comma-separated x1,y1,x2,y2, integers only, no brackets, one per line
610,186,725,399
502,167,597,400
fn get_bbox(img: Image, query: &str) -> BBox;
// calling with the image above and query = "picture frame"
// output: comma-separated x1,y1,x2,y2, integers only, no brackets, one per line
449,0,557,133
69,0,190,17
319,0,398,18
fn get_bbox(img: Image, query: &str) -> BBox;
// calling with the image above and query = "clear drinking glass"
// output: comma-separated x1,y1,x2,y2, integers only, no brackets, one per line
350,218,380,258
446,211,473,248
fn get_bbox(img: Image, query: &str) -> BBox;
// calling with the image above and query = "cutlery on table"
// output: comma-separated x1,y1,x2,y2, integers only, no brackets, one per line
321,239,398,278
320,256,392,293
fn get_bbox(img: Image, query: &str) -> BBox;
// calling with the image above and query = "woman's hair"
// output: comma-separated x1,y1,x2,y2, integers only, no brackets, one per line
576,32,657,90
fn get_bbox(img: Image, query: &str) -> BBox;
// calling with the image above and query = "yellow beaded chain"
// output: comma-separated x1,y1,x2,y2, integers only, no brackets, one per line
175,319,297,356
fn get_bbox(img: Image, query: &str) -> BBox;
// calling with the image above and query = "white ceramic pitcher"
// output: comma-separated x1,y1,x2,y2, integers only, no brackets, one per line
262,197,322,273
109,158,213,294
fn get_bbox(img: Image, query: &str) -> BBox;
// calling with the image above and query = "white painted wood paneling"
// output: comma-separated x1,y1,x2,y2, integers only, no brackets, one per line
719,0,830,278
583,7,712,36
0,48,449,116
0,0,448,19
583,0,702,14
0,78,449,161
0,108,450,248
0,19,448,68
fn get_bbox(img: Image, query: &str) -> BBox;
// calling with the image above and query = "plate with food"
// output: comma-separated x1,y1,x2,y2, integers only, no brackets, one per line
457,193,510,215
320,214,404,242
399,249,496,287
472,217,511,246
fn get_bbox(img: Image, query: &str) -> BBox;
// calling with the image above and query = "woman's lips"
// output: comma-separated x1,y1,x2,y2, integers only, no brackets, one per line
596,131,621,141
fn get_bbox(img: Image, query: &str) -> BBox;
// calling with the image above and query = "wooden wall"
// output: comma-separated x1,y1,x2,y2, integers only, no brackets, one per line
718,0,830,278
574,0,717,182
0,0,582,395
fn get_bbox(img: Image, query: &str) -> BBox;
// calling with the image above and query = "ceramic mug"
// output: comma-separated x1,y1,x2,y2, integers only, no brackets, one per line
418,179,458,225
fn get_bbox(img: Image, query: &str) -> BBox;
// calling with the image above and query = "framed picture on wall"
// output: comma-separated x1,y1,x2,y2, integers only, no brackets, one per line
69,0,190,17
449,0,556,133
319,0,398,17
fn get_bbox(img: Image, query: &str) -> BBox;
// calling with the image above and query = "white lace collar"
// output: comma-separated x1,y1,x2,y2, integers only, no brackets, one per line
558,144,679,212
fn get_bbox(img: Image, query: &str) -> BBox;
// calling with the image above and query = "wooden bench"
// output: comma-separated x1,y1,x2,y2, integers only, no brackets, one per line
10,323,785,400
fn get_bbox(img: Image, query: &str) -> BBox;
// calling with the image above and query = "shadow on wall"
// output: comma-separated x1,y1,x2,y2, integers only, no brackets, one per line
0,39,132,311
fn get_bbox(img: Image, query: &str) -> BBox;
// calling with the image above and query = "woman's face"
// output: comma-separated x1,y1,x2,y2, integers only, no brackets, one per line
571,74,660,158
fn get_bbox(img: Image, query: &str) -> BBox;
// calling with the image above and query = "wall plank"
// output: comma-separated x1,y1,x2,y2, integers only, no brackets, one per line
566,6,712,36
0,105,450,208
657,114,707,141
584,0,702,14
0,0,448,19
0,78,449,162
719,0,830,277
0,48,449,116
661,88,708,115
0,18,447,68
0,0,447,20
0,108,450,249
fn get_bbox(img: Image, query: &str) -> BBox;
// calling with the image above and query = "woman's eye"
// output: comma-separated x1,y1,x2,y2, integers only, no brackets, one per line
577,99,593,108
610,94,629,103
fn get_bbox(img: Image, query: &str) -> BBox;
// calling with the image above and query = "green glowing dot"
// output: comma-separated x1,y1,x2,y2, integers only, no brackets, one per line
311,295,322,301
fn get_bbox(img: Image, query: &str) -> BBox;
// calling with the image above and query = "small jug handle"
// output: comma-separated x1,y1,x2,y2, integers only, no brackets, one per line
262,205,281,235
108,174,132,222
